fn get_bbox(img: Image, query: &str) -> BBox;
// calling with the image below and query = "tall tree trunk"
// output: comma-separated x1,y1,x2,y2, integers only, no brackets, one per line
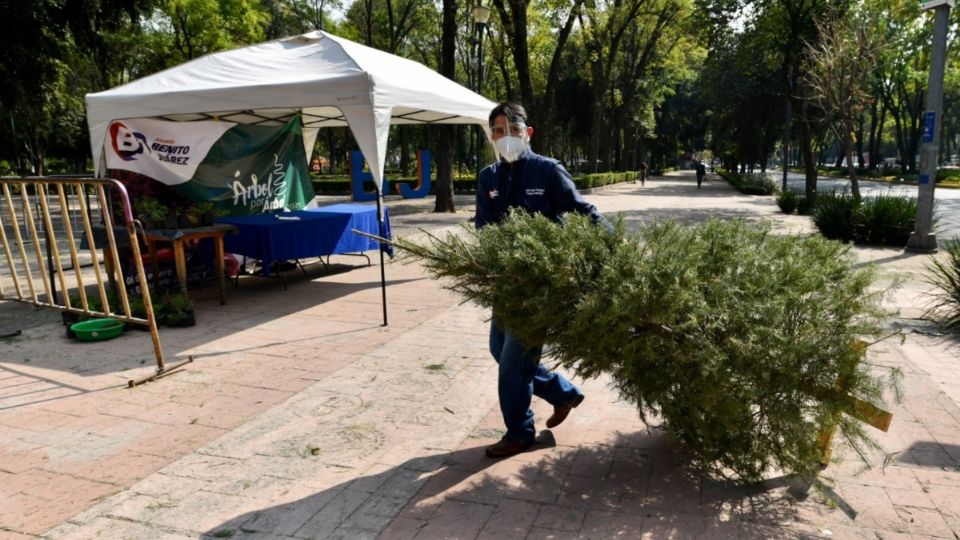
434,0,457,212
840,123,861,199
536,1,584,155
891,107,907,172
855,115,865,169
904,89,924,172
491,1,535,112
867,96,882,169
797,117,818,198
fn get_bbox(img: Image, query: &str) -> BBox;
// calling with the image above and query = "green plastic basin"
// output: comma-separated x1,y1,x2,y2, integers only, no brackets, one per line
70,318,125,342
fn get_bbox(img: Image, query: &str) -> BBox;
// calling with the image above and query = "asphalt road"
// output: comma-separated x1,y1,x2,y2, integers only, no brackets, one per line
768,169,960,244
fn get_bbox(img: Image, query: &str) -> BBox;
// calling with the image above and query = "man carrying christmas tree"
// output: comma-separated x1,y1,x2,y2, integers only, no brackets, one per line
476,102,606,458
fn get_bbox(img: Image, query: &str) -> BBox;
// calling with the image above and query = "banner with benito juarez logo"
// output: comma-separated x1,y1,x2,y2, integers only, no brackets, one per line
104,117,315,215
105,117,234,186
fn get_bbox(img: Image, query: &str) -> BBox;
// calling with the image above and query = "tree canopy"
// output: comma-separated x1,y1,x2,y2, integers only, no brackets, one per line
1,0,957,187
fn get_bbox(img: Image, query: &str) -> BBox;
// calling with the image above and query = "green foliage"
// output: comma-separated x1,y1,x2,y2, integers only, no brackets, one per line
573,171,640,189
810,191,919,247
159,0,269,62
924,238,960,329
853,193,918,246
154,292,196,327
701,30,784,170
398,212,898,481
720,170,777,195
937,168,960,182
184,201,227,227
776,190,798,214
812,191,857,243
308,170,640,196
134,197,170,227
797,193,818,215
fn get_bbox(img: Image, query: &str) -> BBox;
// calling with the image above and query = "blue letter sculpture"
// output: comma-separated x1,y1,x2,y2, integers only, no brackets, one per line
350,151,390,202
350,150,431,200
397,150,432,199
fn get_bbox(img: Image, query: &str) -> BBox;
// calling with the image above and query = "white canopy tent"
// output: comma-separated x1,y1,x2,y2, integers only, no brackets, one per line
86,30,495,190
85,30,496,325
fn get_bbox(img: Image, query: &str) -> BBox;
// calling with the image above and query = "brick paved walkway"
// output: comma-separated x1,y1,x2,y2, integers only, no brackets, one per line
1,171,958,539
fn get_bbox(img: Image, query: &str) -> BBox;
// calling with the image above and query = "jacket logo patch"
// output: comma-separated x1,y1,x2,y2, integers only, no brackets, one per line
525,188,545,196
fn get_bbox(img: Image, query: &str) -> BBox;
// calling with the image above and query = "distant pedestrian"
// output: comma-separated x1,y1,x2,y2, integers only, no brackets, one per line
638,161,647,187
695,160,706,189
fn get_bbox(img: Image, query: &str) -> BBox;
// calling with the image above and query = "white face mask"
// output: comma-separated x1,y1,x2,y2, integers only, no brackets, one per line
494,135,528,163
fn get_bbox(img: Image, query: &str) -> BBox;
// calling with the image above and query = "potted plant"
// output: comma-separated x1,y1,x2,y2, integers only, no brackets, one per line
185,202,224,227
159,293,196,327
134,198,170,230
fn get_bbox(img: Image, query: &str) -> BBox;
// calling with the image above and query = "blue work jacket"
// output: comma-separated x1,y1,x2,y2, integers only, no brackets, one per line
475,149,605,229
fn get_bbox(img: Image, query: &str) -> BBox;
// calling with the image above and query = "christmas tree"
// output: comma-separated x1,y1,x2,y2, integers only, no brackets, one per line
395,212,898,481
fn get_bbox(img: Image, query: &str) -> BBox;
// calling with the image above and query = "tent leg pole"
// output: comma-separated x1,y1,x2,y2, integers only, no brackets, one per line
376,193,388,326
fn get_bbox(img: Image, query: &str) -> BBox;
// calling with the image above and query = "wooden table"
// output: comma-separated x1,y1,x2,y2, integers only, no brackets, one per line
143,224,236,305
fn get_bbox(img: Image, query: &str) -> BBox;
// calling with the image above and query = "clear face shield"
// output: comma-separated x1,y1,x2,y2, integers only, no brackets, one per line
491,119,529,163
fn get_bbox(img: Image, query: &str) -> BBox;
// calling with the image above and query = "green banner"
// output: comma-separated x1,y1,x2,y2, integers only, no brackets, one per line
176,117,314,215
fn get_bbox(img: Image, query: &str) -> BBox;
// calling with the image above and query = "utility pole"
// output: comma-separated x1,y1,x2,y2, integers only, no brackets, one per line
906,0,954,252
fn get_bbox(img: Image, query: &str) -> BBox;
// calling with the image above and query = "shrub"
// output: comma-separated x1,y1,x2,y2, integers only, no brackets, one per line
743,173,777,195
937,168,960,182
925,238,960,328
797,193,818,215
720,170,777,195
812,191,857,242
853,192,917,246
808,191,923,247
776,190,798,214
399,212,898,481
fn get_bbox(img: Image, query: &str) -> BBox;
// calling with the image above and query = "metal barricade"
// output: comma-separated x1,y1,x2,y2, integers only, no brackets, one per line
0,176,191,386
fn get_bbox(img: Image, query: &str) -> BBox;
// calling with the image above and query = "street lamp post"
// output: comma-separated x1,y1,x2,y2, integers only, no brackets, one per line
907,0,954,252
471,4,491,180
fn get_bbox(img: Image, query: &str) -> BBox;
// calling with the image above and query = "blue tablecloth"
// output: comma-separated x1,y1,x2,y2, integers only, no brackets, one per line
215,204,392,275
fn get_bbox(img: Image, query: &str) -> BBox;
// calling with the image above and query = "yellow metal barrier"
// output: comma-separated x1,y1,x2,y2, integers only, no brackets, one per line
0,176,191,386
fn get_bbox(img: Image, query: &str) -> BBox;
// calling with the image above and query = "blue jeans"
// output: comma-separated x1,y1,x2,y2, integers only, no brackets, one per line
489,318,582,443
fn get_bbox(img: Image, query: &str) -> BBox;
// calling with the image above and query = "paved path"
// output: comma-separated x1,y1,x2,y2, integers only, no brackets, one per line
1,170,959,539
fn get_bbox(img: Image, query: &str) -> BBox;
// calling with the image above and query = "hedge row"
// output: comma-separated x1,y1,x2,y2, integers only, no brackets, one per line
719,170,778,195
574,171,640,190
311,170,640,196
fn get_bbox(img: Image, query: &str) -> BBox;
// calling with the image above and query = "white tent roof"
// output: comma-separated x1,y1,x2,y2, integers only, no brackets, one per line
86,30,496,189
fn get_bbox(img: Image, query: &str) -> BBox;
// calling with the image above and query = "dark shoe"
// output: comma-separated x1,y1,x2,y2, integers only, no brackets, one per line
546,394,585,429
485,437,534,458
